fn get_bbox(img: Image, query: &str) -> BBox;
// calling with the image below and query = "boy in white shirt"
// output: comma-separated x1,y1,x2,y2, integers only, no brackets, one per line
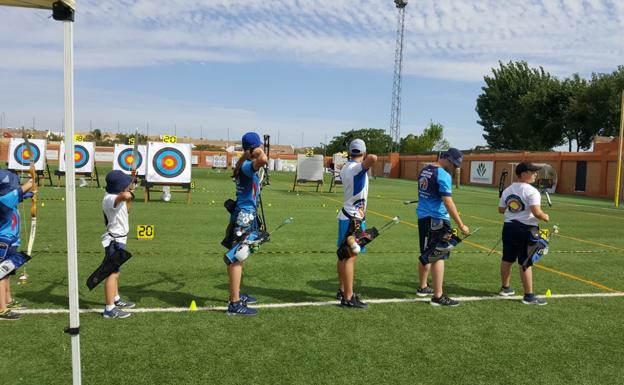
100,170,136,318
336,139,377,309
498,162,550,305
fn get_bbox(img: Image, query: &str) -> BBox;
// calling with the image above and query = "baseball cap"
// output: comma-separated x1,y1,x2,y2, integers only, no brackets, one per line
105,170,132,194
348,139,366,156
241,132,262,150
515,162,542,176
0,169,20,196
440,148,463,168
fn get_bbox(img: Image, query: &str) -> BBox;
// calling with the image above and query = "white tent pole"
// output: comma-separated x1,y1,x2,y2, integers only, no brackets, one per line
63,20,82,385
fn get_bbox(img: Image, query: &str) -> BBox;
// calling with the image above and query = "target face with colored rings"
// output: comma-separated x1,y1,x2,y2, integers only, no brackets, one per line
74,145,91,169
13,143,41,166
117,148,143,171
153,148,186,178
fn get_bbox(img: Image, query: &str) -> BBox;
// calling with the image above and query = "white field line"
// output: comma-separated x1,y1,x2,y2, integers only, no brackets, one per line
16,292,624,315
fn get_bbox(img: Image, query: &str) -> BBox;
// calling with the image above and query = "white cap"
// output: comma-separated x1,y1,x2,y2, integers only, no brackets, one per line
348,139,366,156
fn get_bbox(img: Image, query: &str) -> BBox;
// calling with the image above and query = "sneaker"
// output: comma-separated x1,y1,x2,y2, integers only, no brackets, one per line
522,294,547,306
7,300,26,310
340,294,368,309
0,310,21,321
416,286,434,297
336,290,344,300
499,286,515,296
227,300,258,316
114,298,136,309
430,294,459,307
103,307,132,318
240,293,257,304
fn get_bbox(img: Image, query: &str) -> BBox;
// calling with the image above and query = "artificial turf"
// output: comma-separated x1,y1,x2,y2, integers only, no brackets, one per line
2,168,623,384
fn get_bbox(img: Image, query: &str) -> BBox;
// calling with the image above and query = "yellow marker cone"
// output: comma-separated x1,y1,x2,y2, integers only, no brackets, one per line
268,203,272,207
545,289,552,297
61,197,65,201
41,202,45,207
189,300,198,311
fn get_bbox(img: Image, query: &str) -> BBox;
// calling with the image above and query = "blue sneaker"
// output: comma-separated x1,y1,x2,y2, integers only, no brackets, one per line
114,298,136,309
103,307,131,318
227,300,258,316
522,294,547,306
240,293,257,304
416,286,434,297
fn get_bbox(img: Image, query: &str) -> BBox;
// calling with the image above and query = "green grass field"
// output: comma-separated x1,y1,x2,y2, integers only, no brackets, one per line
2,168,624,385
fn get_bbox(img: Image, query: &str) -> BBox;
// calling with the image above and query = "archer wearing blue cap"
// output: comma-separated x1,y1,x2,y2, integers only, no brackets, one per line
92,169,136,319
415,148,470,307
0,169,34,321
221,131,267,316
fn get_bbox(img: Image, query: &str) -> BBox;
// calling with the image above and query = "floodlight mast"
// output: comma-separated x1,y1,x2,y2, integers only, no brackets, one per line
389,0,408,153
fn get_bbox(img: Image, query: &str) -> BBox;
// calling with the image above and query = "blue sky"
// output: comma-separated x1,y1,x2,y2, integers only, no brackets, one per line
1,0,623,149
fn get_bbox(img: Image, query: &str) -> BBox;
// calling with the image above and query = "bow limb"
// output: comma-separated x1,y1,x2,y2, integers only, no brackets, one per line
24,136,38,256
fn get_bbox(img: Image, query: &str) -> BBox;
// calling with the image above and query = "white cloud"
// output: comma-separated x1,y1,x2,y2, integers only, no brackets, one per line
0,0,621,81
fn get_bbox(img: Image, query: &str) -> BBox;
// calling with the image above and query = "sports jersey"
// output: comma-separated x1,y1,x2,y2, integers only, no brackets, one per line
337,161,369,220
416,164,452,220
499,182,541,226
0,189,24,246
102,193,129,247
236,160,260,212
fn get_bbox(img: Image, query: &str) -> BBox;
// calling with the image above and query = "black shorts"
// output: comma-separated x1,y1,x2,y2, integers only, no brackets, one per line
502,221,538,265
418,217,452,254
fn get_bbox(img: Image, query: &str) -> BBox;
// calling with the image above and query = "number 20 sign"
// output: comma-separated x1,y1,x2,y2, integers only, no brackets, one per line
137,225,155,240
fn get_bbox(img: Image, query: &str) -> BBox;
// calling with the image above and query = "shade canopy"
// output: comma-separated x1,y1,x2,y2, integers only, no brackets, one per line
0,0,74,10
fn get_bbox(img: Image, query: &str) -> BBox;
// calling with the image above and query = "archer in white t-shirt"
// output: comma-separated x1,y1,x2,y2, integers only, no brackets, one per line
497,162,550,305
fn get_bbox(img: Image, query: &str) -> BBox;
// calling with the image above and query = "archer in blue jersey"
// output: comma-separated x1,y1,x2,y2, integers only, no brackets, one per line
415,148,470,307
0,170,34,321
222,132,267,316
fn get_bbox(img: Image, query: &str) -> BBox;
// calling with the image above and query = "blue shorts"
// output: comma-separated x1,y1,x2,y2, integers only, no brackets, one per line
105,242,126,273
337,219,366,253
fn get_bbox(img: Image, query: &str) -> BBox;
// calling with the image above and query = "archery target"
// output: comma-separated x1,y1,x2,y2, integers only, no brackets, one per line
8,138,47,171
146,142,191,183
112,144,147,175
59,141,95,173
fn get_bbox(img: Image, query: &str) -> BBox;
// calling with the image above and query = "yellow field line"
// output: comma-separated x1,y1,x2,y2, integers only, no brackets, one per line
466,214,624,252
319,194,620,292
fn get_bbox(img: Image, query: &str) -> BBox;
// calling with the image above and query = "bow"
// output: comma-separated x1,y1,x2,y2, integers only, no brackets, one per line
127,129,139,211
23,133,38,257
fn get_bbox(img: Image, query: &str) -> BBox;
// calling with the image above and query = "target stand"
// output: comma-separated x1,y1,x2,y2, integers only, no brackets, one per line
7,165,54,187
141,181,192,204
54,166,101,188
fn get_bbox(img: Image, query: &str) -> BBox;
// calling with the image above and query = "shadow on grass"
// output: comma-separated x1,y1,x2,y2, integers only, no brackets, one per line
213,283,319,303
441,283,495,297
17,277,101,308
121,272,223,307
307,277,413,300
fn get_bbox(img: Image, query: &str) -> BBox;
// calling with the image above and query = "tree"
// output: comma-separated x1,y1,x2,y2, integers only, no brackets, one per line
399,122,450,154
476,61,566,151
325,128,393,155
561,74,594,151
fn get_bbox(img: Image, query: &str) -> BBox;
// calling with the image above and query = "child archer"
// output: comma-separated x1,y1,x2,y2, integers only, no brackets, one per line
0,170,34,321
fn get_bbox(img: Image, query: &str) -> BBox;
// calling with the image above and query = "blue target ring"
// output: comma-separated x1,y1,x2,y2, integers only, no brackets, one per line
74,145,90,169
117,148,143,172
13,142,41,166
153,147,185,178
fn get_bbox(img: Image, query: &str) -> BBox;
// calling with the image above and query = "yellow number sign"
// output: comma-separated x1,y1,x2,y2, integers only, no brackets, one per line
128,137,135,145
74,135,84,142
163,135,177,143
190,180,196,189
137,225,155,240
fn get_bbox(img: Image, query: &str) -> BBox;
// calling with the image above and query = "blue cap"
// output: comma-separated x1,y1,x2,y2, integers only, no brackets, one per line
440,148,463,168
0,170,20,196
105,170,132,194
241,132,262,150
